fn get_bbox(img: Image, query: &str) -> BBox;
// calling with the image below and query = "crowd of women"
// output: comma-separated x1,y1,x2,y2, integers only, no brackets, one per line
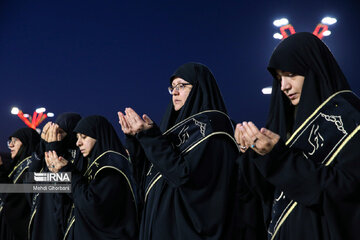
0,32,359,240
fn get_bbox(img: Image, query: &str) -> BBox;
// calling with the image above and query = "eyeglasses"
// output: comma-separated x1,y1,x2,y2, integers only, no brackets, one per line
7,138,19,149
168,83,192,95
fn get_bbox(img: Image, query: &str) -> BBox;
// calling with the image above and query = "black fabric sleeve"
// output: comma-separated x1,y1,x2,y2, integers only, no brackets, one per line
28,140,47,173
70,166,137,238
235,153,274,239
135,125,193,188
125,135,148,191
252,133,360,207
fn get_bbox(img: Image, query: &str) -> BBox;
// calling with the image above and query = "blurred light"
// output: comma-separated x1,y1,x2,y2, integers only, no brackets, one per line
273,33,283,39
36,107,46,113
262,87,272,95
23,114,30,118
11,107,19,115
323,30,331,36
273,18,289,27
47,112,55,117
321,17,337,25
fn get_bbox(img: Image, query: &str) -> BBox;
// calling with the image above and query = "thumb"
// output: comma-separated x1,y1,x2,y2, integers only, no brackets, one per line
59,156,68,163
57,133,62,141
142,114,154,125
261,128,279,139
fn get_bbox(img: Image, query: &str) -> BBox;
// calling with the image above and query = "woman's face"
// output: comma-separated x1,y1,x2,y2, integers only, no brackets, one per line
76,133,97,157
276,69,305,106
8,137,23,159
170,78,193,111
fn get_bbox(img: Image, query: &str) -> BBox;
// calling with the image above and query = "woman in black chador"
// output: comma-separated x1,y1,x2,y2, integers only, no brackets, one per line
28,112,83,240
235,32,360,239
0,127,40,240
46,115,138,240
118,62,240,239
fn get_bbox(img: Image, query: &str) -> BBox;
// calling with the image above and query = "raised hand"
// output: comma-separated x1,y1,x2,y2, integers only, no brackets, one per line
118,111,136,136
239,121,280,156
45,151,68,173
235,123,248,153
123,108,154,135
47,123,62,143
41,122,52,141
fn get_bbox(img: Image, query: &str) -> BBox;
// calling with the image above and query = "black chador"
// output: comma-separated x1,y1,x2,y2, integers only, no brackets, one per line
0,128,40,240
28,113,82,240
127,63,240,240
237,32,360,240
62,115,138,240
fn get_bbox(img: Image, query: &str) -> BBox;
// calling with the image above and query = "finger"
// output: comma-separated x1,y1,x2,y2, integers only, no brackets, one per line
59,156,68,165
142,114,153,125
245,122,261,140
118,112,129,129
236,123,248,150
57,133,62,141
124,114,133,127
241,122,256,145
260,128,277,139
42,122,52,141
41,124,48,139
47,150,53,159
117,112,124,124
126,108,143,122
42,122,51,134
48,124,56,142
235,123,242,144
236,124,249,152
54,124,62,141
52,151,59,159
124,109,134,125
44,152,51,165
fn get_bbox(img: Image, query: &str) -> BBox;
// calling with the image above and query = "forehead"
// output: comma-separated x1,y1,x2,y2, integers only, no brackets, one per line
171,77,189,86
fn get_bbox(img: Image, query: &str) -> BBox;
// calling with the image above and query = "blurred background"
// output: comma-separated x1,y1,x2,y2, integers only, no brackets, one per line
1,0,359,153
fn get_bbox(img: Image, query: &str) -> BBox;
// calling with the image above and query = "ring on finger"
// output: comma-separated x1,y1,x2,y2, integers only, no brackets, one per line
251,137,258,148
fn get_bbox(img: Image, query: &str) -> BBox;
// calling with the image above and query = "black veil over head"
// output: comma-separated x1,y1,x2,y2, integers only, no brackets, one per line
266,32,351,139
9,127,40,162
55,112,82,149
160,62,227,131
73,115,127,162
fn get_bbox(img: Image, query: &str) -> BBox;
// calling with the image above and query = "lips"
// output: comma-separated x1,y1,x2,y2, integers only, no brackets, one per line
288,93,297,100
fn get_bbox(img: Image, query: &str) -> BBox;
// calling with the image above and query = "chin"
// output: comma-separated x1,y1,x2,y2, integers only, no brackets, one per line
292,100,299,106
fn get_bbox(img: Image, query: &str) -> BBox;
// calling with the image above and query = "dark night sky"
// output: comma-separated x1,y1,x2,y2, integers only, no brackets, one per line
1,0,359,152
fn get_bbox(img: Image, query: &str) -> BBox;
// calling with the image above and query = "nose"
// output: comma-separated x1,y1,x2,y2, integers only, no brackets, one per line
172,88,180,95
76,138,81,147
280,77,291,92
